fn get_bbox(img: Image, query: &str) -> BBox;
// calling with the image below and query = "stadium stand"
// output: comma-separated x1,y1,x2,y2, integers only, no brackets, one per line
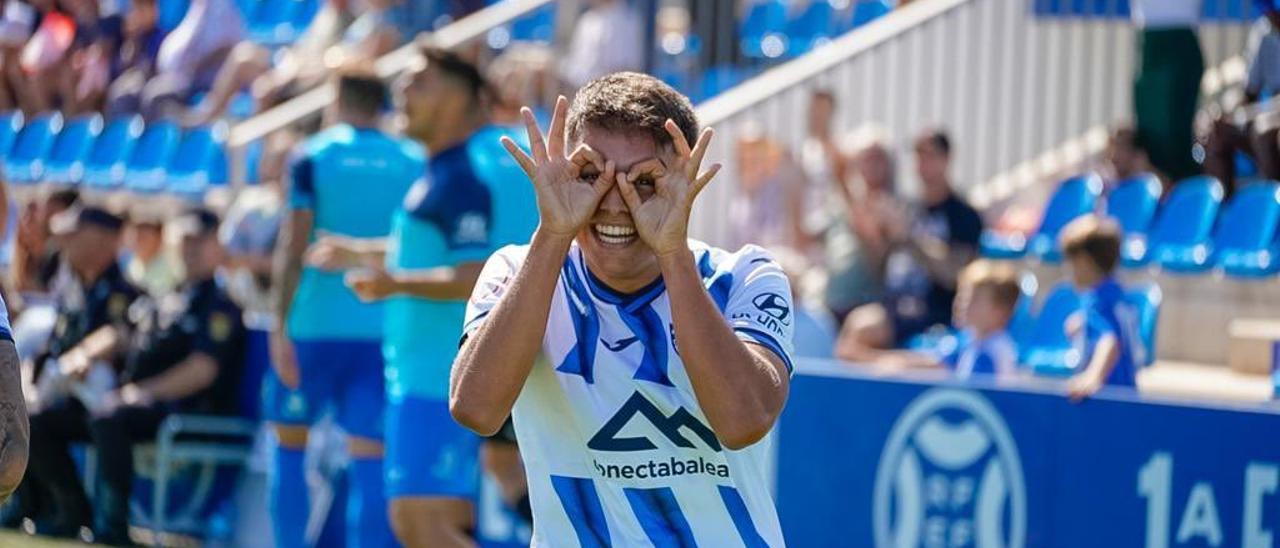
1147,175,1225,272
980,172,1103,262
1106,173,1163,265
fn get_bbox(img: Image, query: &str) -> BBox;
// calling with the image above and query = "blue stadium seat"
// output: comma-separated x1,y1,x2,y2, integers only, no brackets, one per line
697,64,750,103
3,112,62,184
1125,282,1162,367
157,0,190,32
1008,270,1040,347
740,0,790,59
1212,180,1280,278
167,124,229,197
510,3,556,42
786,0,836,56
980,173,1102,262
247,0,298,45
124,121,182,193
0,110,22,157
84,116,146,189
845,0,894,32
42,114,104,185
290,0,320,31
1105,173,1163,266
1146,176,1224,273
1024,281,1083,377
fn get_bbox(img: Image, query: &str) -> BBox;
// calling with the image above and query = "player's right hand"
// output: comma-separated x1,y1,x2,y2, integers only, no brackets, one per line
269,329,301,389
500,95,616,239
306,236,361,272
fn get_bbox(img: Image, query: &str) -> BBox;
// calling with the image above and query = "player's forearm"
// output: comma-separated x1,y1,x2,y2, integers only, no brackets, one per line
272,213,311,328
0,341,29,503
658,250,788,450
65,326,121,362
1080,334,1120,384
389,262,484,301
451,230,571,435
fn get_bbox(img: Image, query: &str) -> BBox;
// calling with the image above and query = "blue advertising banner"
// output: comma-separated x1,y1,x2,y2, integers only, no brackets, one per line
776,362,1280,547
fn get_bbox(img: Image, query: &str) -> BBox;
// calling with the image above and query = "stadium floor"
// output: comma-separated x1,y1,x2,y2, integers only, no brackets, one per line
0,531,90,547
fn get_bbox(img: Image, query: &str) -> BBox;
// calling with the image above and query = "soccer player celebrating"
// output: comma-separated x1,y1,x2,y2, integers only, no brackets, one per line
452,73,794,545
306,48,537,547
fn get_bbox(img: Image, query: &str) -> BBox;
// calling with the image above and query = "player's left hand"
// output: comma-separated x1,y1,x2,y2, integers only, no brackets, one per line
616,120,721,258
345,266,395,302
1066,373,1103,402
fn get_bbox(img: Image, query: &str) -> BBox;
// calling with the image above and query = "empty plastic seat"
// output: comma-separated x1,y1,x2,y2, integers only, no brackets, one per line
1023,282,1083,377
157,0,190,31
42,115,104,185
0,111,22,157
697,65,749,103
3,112,63,184
1124,283,1162,367
1212,180,1280,278
124,121,182,193
510,3,555,42
84,116,146,188
247,0,298,45
980,173,1102,262
1007,270,1040,346
167,124,229,197
1106,173,1163,266
1146,176,1224,272
847,0,894,31
740,0,789,59
786,0,836,56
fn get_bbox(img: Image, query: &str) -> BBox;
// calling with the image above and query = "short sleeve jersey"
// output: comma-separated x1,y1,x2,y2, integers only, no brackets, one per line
462,241,794,547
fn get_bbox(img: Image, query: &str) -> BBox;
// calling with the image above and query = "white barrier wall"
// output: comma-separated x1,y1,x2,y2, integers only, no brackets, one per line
690,0,1252,246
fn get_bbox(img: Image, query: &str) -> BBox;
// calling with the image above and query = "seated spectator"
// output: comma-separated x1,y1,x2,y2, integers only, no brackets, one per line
559,0,644,91
844,129,983,348
820,127,897,322
772,248,837,359
87,0,163,116
0,0,37,111
1203,1,1280,194
1060,215,1139,401
728,122,807,252
1103,125,1154,186
107,0,244,120
11,188,79,295
17,207,245,544
836,259,1021,380
123,212,180,297
8,205,140,540
219,130,293,311
184,0,358,125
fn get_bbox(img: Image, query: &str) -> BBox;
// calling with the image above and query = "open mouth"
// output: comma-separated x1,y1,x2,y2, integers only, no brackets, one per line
592,223,639,247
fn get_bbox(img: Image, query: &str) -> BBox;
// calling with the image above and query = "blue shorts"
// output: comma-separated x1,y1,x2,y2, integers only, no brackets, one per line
385,396,481,500
262,338,386,440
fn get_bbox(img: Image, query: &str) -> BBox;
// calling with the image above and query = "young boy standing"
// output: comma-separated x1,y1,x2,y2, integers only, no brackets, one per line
1059,215,1139,401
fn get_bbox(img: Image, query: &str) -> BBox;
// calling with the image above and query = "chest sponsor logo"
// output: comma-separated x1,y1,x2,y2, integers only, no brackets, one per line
588,391,729,481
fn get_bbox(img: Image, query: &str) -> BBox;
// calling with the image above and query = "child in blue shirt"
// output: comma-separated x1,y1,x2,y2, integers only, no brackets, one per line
1060,215,1138,400
837,259,1021,379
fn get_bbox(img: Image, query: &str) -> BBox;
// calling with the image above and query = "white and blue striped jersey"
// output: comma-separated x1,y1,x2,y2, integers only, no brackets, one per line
462,241,794,547
941,330,1019,379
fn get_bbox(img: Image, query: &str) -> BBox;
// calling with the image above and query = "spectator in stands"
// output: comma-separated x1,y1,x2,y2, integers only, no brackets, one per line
1131,0,1204,183
108,0,244,120
1203,0,1280,194
12,205,140,540
265,68,420,548
21,208,245,545
1104,125,1154,185
796,89,844,258
821,128,897,322
93,0,166,117
0,0,36,112
11,188,79,294
728,122,807,252
123,213,180,297
1060,215,1138,401
841,129,982,349
559,0,644,91
836,259,1020,380
773,248,837,359
220,131,294,312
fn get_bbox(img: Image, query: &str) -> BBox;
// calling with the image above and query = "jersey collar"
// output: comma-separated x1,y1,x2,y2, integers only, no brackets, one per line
575,251,666,313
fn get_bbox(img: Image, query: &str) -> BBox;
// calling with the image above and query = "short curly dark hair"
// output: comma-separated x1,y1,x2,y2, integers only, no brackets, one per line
566,72,699,150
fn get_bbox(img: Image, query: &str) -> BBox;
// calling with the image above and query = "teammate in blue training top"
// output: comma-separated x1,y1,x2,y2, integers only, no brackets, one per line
307,47,537,547
265,68,423,548
1061,214,1141,401
452,73,795,546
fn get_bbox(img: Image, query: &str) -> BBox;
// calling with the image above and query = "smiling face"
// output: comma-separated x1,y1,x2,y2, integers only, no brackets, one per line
573,125,668,292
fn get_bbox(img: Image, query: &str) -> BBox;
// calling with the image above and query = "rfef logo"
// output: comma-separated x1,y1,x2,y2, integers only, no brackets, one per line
873,389,1026,548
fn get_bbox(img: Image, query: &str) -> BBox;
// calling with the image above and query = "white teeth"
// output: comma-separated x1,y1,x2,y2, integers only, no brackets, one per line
594,224,636,237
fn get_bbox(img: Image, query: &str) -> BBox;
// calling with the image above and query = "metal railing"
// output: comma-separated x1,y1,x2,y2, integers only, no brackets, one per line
225,0,555,183
688,0,1254,246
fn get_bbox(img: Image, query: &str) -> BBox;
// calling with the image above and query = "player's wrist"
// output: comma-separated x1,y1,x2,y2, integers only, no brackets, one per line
655,245,695,270
531,227,576,253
